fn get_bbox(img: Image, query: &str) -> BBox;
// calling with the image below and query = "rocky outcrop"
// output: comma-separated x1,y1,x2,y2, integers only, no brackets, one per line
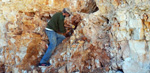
0,0,150,73
47,13,111,73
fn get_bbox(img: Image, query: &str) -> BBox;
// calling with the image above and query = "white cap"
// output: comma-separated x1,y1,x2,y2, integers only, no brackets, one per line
63,8,72,15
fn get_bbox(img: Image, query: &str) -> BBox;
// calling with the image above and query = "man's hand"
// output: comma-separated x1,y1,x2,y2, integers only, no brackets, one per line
64,24,76,29
63,30,71,37
66,30,70,33
64,24,72,28
58,30,70,36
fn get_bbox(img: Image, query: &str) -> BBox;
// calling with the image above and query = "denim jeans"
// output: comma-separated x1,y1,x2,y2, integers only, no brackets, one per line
40,30,65,63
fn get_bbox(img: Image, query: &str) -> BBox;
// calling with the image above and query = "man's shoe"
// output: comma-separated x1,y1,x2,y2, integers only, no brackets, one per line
38,63,50,67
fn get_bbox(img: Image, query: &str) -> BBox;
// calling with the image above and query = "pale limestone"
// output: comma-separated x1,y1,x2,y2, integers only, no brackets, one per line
0,39,7,47
145,29,150,40
120,41,130,59
119,21,127,28
116,10,127,21
12,68,19,73
0,15,7,33
123,58,149,73
128,19,143,28
33,69,38,73
0,55,4,62
148,41,150,50
2,0,10,2
132,28,144,40
129,40,146,62
115,28,130,41
135,0,142,4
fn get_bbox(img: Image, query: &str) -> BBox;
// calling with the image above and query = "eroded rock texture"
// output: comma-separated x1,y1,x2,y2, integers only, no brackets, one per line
0,0,150,73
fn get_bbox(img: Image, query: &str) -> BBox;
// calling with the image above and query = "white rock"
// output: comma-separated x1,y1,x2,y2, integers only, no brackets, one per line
145,29,150,41
41,67,47,72
123,58,149,73
0,16,7,33
148,41,150,50
95,59,100,68
2,0,10,2
115,28,130,41
108,70,116,73
0,55,4,62
74,72,80,73
16,46,27,60
0,39,7,47
58,66,67,73
128,19,143,28
22,70,28,73
135,0,142,4
12,67,19,73
119,21,127,28
129,40,146,62
88,66,91,69
132,28,144,40
33,69,38,73
120,41,130,59
116,71,123,73
10,38,16,44
28,71,31,73
116,10,127,21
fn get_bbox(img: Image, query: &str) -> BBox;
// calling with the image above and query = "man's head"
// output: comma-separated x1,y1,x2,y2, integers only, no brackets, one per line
62,8,71,17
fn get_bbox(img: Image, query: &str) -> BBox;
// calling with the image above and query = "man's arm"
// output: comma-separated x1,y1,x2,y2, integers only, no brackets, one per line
59,20,66,33
64,24,72,28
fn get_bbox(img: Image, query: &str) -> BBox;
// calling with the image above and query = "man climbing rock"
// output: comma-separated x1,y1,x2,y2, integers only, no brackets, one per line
39,8,72,66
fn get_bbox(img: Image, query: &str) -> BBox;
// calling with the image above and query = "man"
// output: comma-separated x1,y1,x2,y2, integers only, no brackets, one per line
39,8,71,66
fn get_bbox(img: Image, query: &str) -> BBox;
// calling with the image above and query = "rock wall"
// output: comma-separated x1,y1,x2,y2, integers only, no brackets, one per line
95,0,150,73
0,0,150,73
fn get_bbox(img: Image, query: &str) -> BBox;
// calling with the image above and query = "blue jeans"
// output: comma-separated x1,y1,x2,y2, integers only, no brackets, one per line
40,30,65,63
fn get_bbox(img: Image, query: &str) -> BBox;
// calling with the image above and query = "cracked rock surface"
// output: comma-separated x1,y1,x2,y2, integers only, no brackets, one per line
0,0,150,73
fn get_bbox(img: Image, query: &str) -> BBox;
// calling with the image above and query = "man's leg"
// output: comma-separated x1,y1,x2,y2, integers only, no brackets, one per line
56,33,66,46
40,30,57,64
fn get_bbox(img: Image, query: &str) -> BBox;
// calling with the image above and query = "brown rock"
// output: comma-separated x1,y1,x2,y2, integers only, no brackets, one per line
0,62,5,73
